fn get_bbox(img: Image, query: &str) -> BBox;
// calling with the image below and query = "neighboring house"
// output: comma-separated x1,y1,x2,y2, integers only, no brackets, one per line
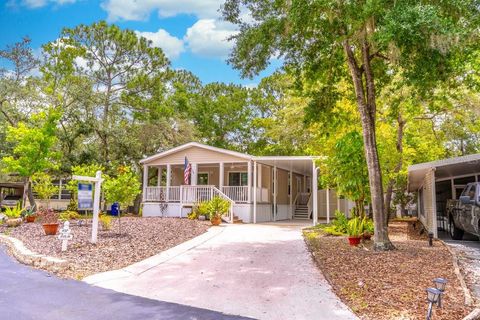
408,153,480,238
0,178,72,210
140,142,354,224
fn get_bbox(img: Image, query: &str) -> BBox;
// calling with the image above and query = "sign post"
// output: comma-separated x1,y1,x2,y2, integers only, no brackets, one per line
72,171,103,244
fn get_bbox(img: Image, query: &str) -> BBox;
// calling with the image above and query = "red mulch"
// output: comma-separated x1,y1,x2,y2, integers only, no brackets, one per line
304,221,472,320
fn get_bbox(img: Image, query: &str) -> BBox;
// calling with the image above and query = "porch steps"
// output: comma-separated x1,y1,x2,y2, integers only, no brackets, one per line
233,215,243,224
293,205,310,220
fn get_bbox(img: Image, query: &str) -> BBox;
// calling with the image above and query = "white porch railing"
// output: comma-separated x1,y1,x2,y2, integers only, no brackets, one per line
222,186,248,203
145,186,180,202
145,185,235,223
297,192,310,205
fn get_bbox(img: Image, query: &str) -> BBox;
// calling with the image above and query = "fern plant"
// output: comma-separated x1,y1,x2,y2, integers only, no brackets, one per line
347,217,364,237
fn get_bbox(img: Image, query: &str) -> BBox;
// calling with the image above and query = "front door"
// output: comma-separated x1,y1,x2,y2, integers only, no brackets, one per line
198,173,209,185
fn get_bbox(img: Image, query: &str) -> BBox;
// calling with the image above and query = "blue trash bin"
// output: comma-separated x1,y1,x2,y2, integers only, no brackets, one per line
111,202,119,216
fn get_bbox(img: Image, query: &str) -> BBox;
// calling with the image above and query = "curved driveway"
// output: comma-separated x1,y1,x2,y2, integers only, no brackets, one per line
0,246,251,320
85,222,357,320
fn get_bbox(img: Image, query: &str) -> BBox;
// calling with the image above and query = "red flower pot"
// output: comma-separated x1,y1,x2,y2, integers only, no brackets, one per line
211,216,222,226
26,216,36,223
348,236,361,246
42,223,59,235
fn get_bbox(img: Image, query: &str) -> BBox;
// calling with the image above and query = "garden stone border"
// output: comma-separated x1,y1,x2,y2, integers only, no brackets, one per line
0,234,68,273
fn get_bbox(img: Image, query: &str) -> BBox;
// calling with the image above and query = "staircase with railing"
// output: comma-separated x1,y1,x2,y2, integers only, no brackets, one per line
293,192,312,220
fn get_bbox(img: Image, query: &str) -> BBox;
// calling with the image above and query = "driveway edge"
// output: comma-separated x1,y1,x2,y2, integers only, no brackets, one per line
439,239,475,306
84,225,226,284
0,234,68,273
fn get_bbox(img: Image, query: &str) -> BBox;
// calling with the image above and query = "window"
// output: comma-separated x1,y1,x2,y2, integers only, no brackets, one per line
228,172,248,186
198,173,209,185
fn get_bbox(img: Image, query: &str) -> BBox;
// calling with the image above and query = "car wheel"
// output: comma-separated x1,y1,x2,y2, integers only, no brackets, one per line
449,217,464,240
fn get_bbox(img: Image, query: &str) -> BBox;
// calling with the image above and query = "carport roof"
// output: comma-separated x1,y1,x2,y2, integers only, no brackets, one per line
408,153,480,191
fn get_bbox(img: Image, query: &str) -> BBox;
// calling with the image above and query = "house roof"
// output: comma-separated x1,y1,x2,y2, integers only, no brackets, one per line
140,142,319,175
408,153,480,191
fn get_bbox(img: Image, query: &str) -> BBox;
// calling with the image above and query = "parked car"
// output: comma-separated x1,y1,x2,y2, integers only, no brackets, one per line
446,182,480,240
1,195,22,210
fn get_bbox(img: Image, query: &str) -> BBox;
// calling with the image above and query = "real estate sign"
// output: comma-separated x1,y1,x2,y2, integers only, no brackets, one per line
78,183,93,209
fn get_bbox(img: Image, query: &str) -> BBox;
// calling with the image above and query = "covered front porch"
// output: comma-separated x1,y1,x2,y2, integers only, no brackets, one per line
140,143,319,224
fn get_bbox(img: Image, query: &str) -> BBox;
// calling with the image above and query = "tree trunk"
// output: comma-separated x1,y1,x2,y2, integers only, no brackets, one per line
26,178,36,210
384,114,406,228
343,39,394,251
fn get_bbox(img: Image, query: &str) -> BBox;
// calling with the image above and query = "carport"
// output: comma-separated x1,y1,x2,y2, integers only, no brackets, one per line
408,153,480,238
0,182,24,204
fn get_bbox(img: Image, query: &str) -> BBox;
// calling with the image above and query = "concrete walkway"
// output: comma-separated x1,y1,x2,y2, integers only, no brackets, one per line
85,222,357,320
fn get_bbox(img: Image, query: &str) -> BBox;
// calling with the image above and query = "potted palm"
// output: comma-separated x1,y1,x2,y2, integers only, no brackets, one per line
207,197,230,226
23,206,37,223
37,208,60,235
347,217,364,246
4,204,24,227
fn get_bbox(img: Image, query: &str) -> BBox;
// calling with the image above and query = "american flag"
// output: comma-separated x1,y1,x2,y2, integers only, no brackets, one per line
184,156,191,185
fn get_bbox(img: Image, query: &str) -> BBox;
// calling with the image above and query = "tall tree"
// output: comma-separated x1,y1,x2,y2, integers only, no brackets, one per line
222,0,479,250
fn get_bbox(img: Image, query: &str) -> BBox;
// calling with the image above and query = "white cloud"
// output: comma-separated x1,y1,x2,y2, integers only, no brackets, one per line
15,0,76,8
135,29,185,59
102,0,223,21
184,19,237,58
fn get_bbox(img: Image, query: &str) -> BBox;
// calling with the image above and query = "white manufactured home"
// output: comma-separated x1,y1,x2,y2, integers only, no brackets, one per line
140,142,353,224
408,153,480,238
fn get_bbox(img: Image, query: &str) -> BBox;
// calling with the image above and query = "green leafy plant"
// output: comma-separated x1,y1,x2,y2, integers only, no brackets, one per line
363,217,374,235
332,211,349,234
99,214,112,230
22,206,36,218
3,203,24,219
59,210,81,221
103,166,141,215
193,201,209,218
32,172,59,210
187,211,198,220
67,198,78,211
206,197,230,220
347,217,364,237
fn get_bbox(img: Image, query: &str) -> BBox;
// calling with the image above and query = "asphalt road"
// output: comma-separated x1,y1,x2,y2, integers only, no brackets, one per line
0,246,253,320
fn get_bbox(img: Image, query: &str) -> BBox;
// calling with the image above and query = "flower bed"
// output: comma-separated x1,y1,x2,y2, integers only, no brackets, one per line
0,217,209,279
303,221,473,320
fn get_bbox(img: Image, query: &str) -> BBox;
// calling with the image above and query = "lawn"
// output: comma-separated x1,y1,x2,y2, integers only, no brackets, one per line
0,217,210,279
304,221,472,320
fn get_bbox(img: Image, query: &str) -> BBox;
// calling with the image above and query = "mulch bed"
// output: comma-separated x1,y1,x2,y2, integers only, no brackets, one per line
304,221,473,320
0,217,210,279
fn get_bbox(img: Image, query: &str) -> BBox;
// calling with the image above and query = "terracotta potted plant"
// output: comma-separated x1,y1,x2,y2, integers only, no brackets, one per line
3,204,24,227
347,217,363,246
37,208,60,235
23,206,37,223
207,196,231,226
362,217,374,241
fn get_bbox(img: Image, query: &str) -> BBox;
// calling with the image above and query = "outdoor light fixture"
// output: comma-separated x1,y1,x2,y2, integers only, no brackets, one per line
428,232,434,246
426,287,441,320
433,278,447,307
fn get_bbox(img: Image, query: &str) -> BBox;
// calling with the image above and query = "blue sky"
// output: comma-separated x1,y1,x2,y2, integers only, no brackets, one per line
0,0,279,85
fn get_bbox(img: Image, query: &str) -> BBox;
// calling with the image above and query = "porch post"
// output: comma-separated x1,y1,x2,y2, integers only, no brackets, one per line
326,188,331,224
247,160,252,203
219,162,224,190
253,161,257,223
191,163,198,185
273,165,277,221
289,168,293,219
312,162,318,226
143,165,148,202
166,164,171,201
303,175,306,193
258,164,262,199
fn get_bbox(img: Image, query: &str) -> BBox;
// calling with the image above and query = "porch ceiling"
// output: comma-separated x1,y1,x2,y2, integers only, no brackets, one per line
254,156,318,176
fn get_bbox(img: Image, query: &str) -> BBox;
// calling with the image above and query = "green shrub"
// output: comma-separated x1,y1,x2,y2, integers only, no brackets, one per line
67,198,78,211
4,204,24,219
347,217,364,237
322,225,346,236
100,214,112,230
59,210,81,221
206,197,230,219
332,211,348,233
363,217,374,234
187,211,198,220
192,201,209,218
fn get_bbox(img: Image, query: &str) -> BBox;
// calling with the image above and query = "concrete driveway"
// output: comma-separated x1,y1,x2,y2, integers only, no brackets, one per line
0,246,251,320
85,222,357,320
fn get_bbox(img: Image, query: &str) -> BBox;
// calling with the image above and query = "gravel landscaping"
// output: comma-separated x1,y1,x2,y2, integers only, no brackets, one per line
0,217,210,279
304,221,473,320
